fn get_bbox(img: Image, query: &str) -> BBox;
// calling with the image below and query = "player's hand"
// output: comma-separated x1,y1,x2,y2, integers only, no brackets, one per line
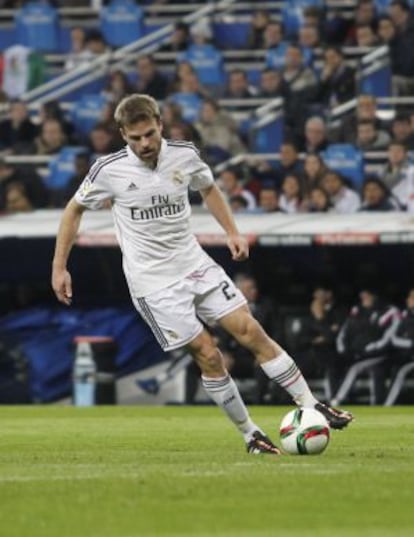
227,234,249,261
52,268,73,306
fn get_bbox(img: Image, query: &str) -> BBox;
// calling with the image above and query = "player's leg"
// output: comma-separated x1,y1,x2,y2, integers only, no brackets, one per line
218,306,353,429
186,328,281,454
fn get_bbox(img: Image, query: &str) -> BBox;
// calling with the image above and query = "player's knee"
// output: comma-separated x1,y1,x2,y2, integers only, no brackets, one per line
236,316,264,347
188,338,224,375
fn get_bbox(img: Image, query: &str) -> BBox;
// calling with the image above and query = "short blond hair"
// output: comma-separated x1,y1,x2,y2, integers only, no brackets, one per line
114,94,161,128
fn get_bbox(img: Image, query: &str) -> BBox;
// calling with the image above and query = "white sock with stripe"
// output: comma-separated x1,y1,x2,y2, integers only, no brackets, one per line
260,351,318,407
202,374,260,442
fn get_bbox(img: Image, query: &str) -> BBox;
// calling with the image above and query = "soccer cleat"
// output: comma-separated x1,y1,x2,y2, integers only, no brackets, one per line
247,431,282,455
314,402,353,430
136,377,160,395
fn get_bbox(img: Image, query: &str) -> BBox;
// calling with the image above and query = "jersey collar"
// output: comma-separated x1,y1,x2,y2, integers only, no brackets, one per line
126,139,168,169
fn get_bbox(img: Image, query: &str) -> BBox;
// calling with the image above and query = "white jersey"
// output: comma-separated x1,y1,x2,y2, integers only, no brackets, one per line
75,139,214,297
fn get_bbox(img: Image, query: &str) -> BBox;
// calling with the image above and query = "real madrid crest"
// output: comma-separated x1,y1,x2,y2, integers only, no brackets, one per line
172,170,184,185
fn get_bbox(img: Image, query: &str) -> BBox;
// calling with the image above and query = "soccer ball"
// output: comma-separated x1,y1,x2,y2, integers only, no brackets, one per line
279,408,330,455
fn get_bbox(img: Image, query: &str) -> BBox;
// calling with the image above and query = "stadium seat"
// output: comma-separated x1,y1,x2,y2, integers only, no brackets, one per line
178,44,225,88
46,146,89,190
167,92,203,123
70,94,108,137
250,110,284,154
282,0,324,38
360,62,392,99
321,144,365,189
100,0,144,48
212,22,250,49
15,1,60,52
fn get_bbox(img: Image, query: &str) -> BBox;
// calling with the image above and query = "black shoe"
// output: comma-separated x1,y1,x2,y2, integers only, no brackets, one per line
315,402,353,430
247,431,282,455
136,378,160,395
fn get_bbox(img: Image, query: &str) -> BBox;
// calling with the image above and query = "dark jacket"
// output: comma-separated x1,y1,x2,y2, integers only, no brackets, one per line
337,300,399,359
318,65,356,105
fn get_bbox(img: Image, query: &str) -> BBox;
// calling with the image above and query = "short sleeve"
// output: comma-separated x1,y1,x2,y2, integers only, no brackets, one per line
189,155,214,191
74,163,113,210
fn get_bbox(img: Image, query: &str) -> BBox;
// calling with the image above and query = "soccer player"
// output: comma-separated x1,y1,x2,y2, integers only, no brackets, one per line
52,94,352,455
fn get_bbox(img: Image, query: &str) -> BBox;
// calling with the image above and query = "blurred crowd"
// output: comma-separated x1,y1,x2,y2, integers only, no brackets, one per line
1,1,414,215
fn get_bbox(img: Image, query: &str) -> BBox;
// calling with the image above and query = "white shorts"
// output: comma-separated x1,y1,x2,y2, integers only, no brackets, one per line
132,261,247,351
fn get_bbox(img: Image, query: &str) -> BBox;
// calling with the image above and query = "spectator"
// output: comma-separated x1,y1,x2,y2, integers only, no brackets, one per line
102,69,134,104
279,174,305,213
359,176,395,211
167,71,205,123
52,151,91,208
4,182,34,213
388,0,414,94
0,158,49,211
136,55,169,100
98,100,124,148
355,23,379,47
38,100,74,142
218,167,257,210
247,10,271,49
318,46,356,107
321,170,360,213
159,22,190,53
381,141,410,190
178,19,224,89
274,142,303,188
356,119,391,150
334,94,385,143
336,288,399,403
229,194,249,213
390,114,414,149
64,27,88,71
22,118,67,156
302,153,328,192
301,116,329,153
391,288,414,365
287,286,344,391
88,123,121,159
346,0,378,44
195,99,245,165
306,186,332,212
298,24,321,50
167,121,201,146
282,44,318,100
0,100,38,152
258,68,286,98
377,15,396,44
161,101,183,129
84,29,111,62
223,69,258,103
263,21,288,70
392,164,414,212
258,186,281,213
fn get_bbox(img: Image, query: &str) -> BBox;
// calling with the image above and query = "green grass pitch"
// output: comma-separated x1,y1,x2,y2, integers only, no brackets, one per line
0,406,413,537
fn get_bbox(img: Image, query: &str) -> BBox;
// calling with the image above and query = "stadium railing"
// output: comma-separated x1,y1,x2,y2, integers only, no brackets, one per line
21,0,238,106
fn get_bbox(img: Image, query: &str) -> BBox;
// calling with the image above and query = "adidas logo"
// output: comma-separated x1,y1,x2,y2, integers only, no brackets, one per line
127,182,138,191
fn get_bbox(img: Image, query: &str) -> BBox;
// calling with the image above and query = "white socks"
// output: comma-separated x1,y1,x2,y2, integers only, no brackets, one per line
260,351,318,408
202,374,260,442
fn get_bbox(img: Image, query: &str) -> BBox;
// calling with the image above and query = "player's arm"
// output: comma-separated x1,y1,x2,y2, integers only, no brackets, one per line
200,182,248,261
51,198,86,305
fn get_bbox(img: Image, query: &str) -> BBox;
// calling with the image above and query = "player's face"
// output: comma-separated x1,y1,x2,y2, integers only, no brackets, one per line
121,118,163,165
